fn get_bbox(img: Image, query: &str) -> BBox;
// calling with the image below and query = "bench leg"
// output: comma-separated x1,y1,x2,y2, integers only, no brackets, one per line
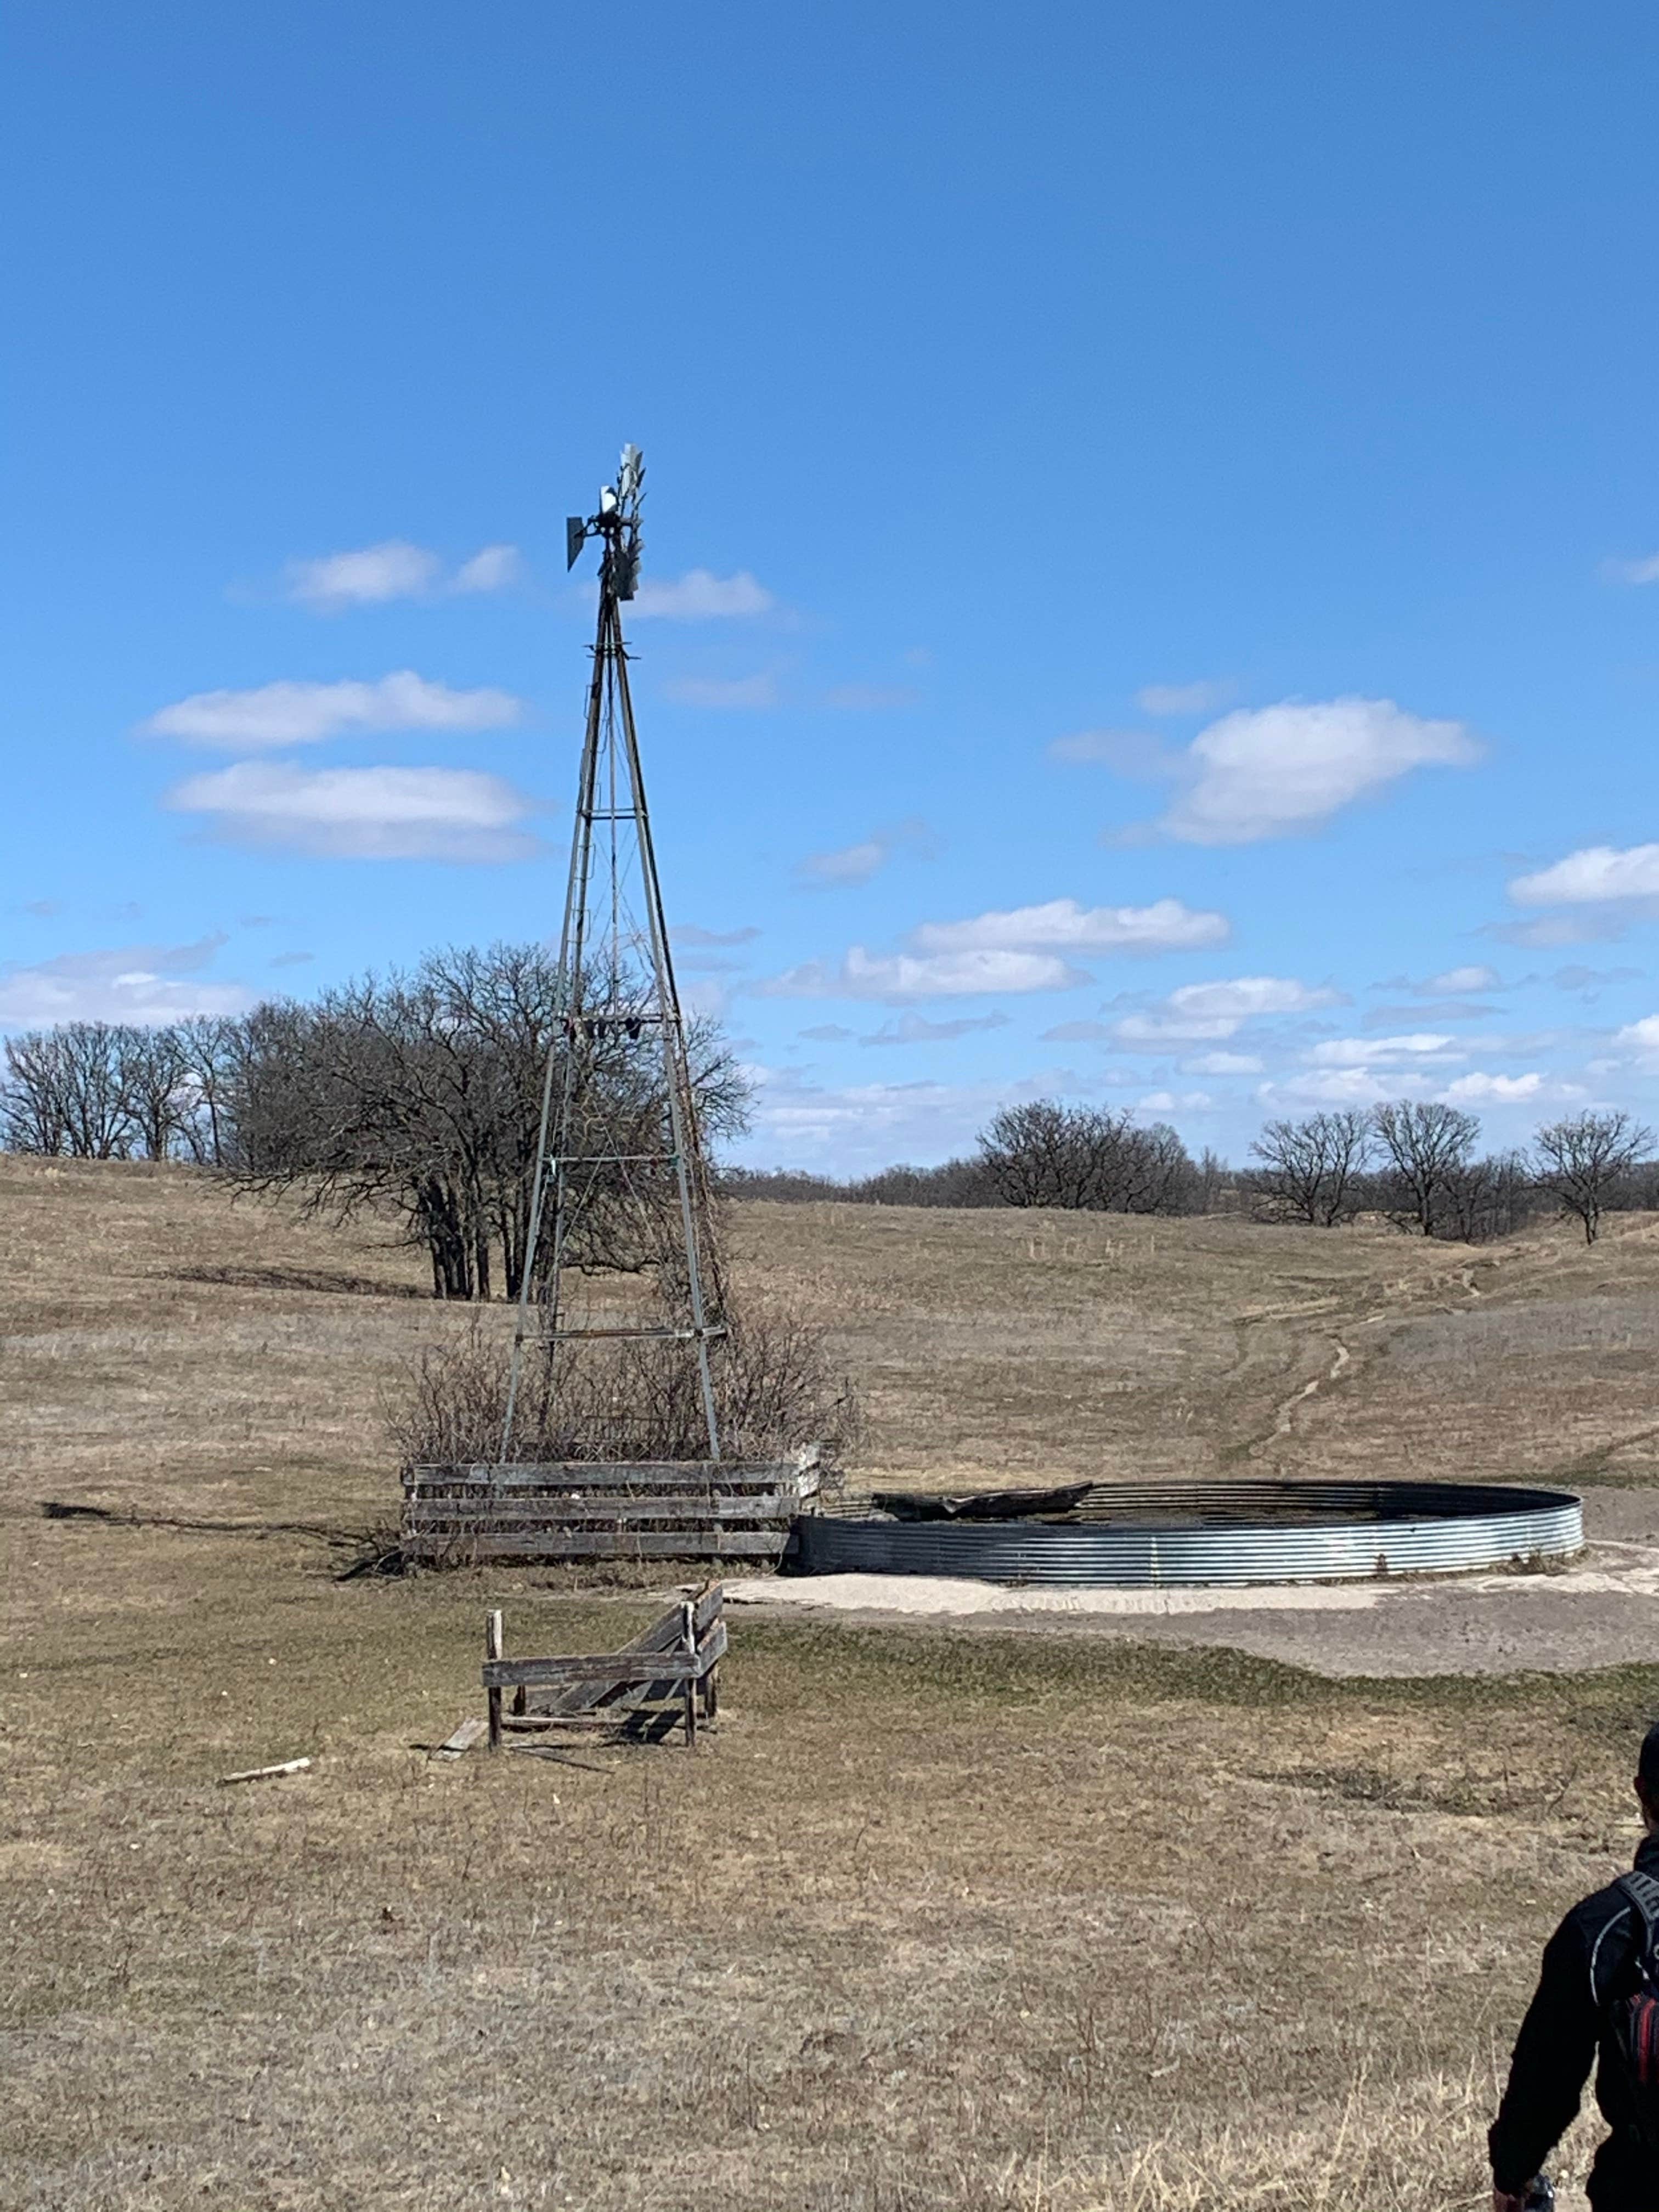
486,1608,504,1751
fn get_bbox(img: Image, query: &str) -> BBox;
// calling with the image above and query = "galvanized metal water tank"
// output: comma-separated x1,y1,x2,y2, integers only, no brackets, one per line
790,1479,1583,1588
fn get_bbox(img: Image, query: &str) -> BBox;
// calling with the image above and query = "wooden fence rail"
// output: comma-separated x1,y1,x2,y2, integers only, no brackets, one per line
402,1449,820,1566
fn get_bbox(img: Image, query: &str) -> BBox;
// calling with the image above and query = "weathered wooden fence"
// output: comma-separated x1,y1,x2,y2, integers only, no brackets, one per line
402,1448,820,1565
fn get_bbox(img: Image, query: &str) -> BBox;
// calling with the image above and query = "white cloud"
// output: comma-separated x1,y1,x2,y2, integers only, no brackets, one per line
914,896,1227,957
631,569,775,619
452,544,522,594
1260,1065,1567,1110
1604,554,1659,585
760,946,1085,1002
1510,844,1659,906
1113,975,1343,1045
663,673,779,709
1308,1032,1459,1067
164,763,540,861
1136,680,1236,716
285,540,441,608
795,818,932,889
1260,1068,1434,1107
1156,697,1479,844
1137,1089,1214,1113
1442,1071,1547,1104
764,894,1226,1002
283,541,522,610
1615,1014,1659,1050
144,670,524,749
0,935,251,1027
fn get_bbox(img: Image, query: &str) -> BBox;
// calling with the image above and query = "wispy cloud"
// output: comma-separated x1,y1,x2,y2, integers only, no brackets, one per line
794,819,934,889
674,924,761,948
764,894,1229,1003
631,569,775,619
742,1065,1070,1173
1181,1050,1263,1076
0,935,250,1027
1602,554,1659,586
1155,698,1479,844
283,540,522,611
143,670,524,749
1048,728,1179,774
760,947,1087,1002
1259,1065,1567,1110
914,896,1227,957
663,672,780,710
859,1012,1011,1047
1307,1032,1461,1067
452,544,521,594
820,683,923,712
1136,679,1237,716
164,763,540,861
1113,975,1344,1045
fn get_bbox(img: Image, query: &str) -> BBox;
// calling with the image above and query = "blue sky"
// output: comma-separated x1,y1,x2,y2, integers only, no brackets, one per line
6,2,1659,1173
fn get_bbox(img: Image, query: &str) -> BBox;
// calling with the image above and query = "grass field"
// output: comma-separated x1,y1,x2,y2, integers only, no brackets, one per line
5,1154,1659,2209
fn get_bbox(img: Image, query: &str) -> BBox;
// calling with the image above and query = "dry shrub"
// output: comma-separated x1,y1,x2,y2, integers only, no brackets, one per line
389,1300,861,1469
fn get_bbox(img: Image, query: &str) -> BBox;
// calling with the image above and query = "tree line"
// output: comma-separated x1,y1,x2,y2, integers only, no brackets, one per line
0,944,746,1299
7,978,1655,1278
725,1098,1658,1247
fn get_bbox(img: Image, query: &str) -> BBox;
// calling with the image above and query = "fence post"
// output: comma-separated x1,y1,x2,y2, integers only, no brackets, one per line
486,1609,504,1749
680,1599,697,1750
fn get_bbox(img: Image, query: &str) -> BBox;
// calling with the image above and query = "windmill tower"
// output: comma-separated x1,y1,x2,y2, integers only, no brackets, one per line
500,445,727,1463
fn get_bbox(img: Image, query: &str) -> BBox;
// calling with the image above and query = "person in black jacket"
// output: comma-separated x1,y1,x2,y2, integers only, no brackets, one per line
1489,1721,1659,2211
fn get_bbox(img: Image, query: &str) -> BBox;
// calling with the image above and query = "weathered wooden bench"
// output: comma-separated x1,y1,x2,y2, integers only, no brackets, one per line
481,1584,726,1750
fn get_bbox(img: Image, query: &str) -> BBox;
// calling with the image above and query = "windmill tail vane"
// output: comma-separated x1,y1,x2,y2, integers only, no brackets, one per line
500,445,727,1465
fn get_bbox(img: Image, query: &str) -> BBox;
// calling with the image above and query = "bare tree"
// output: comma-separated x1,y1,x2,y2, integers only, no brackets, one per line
1,1023,137,1158
173,1015,245,1166
977,1101,1197,1214
1369,1100,1480,1237
2,1031,73,1153
1533,1110,1656,1244
117,1026,192,1160
1437,1148,1536,1243
1249,1111,1370,1225
228,943,749,1300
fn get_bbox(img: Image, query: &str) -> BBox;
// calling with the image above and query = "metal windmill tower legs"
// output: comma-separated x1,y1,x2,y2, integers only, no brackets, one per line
500,452,724,1465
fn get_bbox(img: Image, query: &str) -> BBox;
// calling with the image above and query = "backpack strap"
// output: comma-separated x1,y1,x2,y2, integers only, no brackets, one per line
1616,1873,1659,1970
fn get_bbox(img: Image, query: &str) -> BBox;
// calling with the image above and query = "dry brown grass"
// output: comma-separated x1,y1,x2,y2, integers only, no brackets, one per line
6,1157,1659,2209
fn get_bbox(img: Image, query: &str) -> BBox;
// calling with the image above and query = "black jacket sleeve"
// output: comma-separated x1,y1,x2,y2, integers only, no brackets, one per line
1488,1911,1601,2193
